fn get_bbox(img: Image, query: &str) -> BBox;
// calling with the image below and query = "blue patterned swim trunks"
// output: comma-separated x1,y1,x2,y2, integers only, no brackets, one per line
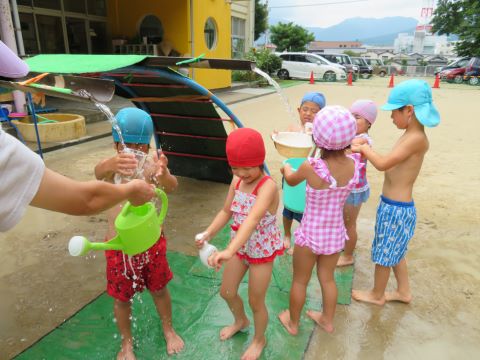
371,195,416,267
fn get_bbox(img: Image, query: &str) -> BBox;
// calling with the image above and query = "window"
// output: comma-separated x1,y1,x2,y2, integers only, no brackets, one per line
87,0,106,16
64,0,86,13
279,54,290,61
66,18,87,53
307,55,325,64
19,13,38,54
291,55,307,62
139,15,164,44
34,0,60,9
89,21,107,54
36,14,65,53
231,17,245,59
204,17,217,50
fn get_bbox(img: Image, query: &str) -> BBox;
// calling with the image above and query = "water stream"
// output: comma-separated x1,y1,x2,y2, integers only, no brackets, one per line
253,67,298,124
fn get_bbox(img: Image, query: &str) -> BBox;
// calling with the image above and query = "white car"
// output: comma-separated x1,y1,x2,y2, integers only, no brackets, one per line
276,52,347,81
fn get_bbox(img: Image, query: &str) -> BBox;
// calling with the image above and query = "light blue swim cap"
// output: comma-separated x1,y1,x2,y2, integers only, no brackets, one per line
112,107,154,144
381,79,440,128
301,92,326,109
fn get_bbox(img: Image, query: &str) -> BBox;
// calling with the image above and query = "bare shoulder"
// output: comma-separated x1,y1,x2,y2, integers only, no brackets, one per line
398,130,429,154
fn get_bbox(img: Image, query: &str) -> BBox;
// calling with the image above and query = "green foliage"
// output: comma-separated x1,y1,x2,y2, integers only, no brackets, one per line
344,50,361,57
269,22,315,52
231,49,282,85
431,0,480,56
254,0,269,41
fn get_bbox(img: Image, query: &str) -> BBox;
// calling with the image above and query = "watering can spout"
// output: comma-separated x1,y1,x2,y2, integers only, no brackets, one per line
68,235,123,256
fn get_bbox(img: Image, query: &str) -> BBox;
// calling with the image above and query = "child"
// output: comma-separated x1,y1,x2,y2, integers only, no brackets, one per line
283,92,326,254
195,128,283,360
278,106,361,334
351,79,440,306
94,108,184,358
337,100,378,267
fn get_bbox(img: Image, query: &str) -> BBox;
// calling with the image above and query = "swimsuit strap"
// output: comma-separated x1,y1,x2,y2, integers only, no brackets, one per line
235,178,242,190
252,176,271,195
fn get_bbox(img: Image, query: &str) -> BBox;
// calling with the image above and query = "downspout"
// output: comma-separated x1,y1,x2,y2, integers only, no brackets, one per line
189,0,195,80
0,0,26,113
10,0,24,56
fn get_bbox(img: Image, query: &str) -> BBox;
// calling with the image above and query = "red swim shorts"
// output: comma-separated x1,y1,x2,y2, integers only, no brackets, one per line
105,234,173,302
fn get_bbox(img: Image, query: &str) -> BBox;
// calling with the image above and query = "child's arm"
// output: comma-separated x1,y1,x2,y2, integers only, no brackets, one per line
352,133,427,171
30,168,155,214
281,161,309,186
195,179,236,248
210,180,277,268
146,151,178,193
94,153,137,180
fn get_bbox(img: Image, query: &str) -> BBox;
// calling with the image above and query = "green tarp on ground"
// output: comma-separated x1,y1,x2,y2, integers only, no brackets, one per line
25,55,148,74
15,226,353,360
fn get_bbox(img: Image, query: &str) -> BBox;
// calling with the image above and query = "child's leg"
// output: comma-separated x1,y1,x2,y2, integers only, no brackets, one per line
279,245,317,335
338,203,362,266
283,215,293,250
241,261,274,360
219,255,249,340
352,264,390,305
385,258,412,303
150,287,184,354
307,252,341,333
113,299,136,360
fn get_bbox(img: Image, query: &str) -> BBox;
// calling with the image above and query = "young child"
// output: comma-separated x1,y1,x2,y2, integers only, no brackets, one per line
351,79,440,306
94,107,184,358
278,106,361,334
337,100,378,267
195,128,283,360
283,92,326,254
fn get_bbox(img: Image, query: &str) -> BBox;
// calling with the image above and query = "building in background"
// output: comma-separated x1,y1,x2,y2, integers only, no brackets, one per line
8,0,255,89
307,41,366,54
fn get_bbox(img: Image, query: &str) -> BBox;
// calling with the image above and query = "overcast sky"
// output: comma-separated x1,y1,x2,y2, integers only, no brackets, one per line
267,0,437,28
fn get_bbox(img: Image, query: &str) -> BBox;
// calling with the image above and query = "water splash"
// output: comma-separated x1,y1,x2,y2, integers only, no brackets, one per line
253,67,297,123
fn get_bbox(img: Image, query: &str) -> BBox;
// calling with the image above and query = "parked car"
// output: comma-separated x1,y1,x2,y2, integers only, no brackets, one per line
315,53,359,76
440,66,467,84
276,52,347,81
434,56,471,75
364,58,388,77
351,57,373,79
463,57,480,85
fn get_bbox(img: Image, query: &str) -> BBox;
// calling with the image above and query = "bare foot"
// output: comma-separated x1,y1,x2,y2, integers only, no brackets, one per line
164,328,185,355
283,236,291,250
219,318,250,340
306,310,334,333
337,254,354,267
385,290,412,304
117,339,136,360
287,247,294,255
278,310,298,335
352,289,386,306
241,337,266,360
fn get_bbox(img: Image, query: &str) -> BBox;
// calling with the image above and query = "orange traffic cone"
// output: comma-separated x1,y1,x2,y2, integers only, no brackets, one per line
388,73,395,88
347,72,353,86
309,71,315,84
432,73,440,89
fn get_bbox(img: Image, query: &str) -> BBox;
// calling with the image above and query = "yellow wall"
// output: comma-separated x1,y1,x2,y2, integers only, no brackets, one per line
106,0,232,90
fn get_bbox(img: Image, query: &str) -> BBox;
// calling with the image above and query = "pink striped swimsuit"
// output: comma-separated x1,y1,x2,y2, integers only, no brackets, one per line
294,154,362,255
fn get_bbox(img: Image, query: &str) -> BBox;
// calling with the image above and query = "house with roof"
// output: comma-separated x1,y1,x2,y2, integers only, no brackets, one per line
307,41,366,54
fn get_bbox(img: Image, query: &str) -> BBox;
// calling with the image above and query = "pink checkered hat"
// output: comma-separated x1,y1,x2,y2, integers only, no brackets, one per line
313,105,357,150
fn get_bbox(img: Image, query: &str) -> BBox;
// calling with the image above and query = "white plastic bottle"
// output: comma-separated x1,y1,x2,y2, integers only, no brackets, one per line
196,232,217,268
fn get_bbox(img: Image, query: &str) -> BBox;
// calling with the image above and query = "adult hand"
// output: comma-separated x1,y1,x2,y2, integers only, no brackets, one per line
125,179,155,206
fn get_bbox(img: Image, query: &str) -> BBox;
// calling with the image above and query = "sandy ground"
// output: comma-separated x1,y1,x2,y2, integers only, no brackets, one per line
1,77,479,359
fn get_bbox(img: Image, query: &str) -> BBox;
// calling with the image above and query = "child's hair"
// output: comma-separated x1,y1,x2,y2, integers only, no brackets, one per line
312,106,357,151
301,92,326,108
380,79,440,127
350,100,378,125
225,128,265,167
112,107,154,144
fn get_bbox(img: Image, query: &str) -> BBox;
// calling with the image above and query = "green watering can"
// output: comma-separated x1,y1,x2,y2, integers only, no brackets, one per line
68,189,168,256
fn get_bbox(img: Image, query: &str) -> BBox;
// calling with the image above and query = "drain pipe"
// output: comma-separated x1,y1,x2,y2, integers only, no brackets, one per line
0,0,26,113
10,0,25,56
189,0,195,80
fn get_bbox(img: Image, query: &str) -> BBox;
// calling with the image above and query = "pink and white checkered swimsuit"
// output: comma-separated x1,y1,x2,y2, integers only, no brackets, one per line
294,154,362,255
230,176,284,264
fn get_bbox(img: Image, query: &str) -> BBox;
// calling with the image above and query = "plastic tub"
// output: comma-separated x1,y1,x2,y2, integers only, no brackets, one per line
272,132,313,158
283,158,307,213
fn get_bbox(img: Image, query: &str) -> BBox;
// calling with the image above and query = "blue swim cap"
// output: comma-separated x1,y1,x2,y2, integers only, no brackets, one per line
301,92,326,109
381,79,440,127
112,107,154,144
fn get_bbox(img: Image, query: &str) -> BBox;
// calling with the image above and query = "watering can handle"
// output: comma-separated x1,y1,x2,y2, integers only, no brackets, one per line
155,188,168,225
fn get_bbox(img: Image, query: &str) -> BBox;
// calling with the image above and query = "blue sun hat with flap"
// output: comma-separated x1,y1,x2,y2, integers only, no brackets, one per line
113,107,154,144
301,92,326,109
381,79,440,127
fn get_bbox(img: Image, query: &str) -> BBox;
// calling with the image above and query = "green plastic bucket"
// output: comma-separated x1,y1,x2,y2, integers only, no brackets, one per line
283,158,307,213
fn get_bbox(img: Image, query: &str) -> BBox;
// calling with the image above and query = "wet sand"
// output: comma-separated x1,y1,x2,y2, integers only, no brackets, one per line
1,77,479,358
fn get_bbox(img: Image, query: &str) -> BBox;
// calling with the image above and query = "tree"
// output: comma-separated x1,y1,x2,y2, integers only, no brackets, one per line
431,0,480,56
269,22,315,52
254,0,268,42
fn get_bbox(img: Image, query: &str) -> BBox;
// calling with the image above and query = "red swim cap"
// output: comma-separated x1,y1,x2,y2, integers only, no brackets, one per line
226,128,265,167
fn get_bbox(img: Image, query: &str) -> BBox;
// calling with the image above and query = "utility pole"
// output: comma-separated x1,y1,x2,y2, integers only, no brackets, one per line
264,0,268,49
0,0,26,113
